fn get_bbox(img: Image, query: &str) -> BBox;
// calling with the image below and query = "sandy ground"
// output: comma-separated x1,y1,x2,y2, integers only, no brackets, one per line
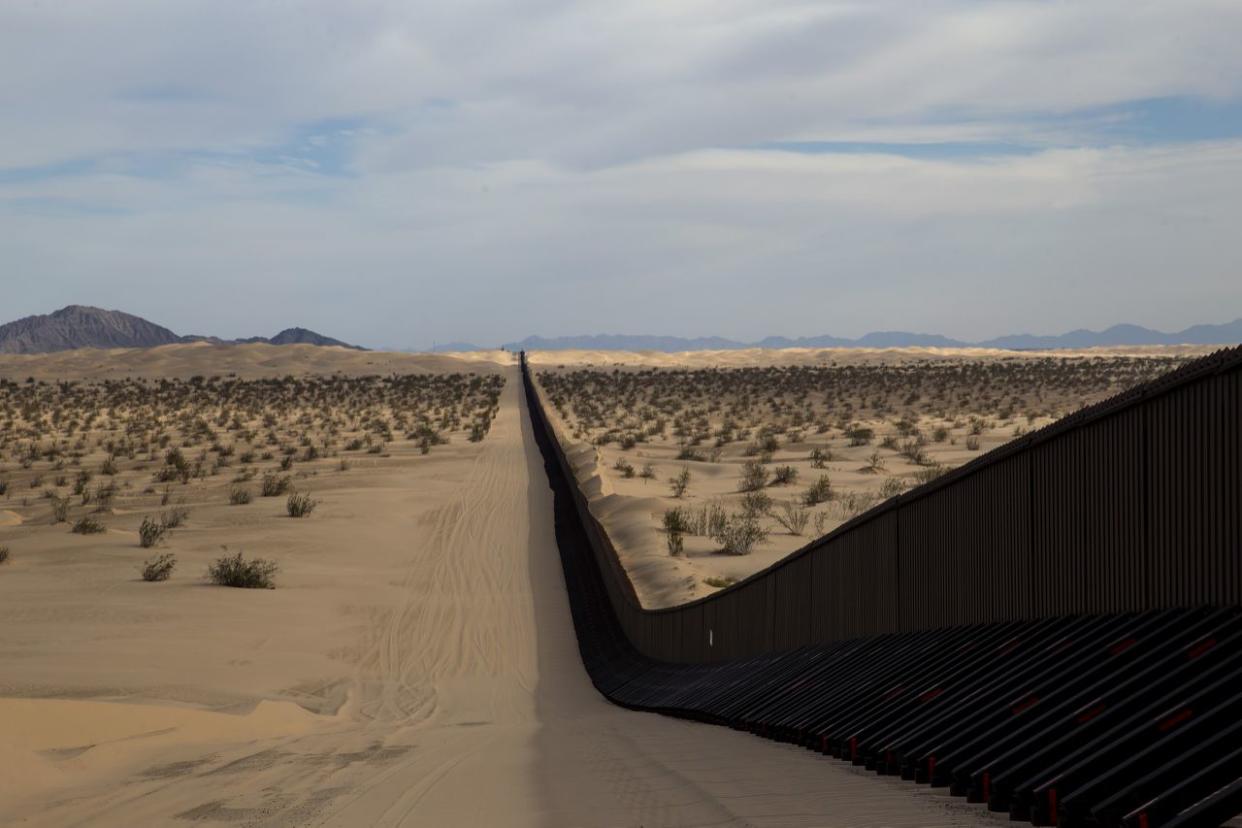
0,358,1002,827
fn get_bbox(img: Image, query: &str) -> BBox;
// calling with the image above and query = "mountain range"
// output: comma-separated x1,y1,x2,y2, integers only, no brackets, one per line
3,306,1239,355
0,306,362,354
497,319,1242,352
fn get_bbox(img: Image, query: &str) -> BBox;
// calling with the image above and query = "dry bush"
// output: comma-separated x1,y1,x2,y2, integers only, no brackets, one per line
261,473,291,497
71,515,105,534
738,460,769,492
286,491,317,518
140,553,176,581
138,515,166,548
207,549,277,589
771,465,799,485
668,466,691,498
712,513,768,555
803,475,833,506
229,485,252,505
773,501,810,535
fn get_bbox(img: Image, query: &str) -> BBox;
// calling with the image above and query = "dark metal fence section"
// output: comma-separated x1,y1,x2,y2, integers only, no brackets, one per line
523,345,1242,664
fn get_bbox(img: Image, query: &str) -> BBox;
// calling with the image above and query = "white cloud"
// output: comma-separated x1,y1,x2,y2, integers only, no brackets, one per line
1,1,1240,345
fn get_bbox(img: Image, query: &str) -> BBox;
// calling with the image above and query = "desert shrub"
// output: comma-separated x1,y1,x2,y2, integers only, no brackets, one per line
207,549,277,589
161,507,189,529
912,463,949,485
861,450,886,474
140,553,176,581
663,507,690,535
138,515,166,548
686,501,728,537
0,545,8,564
773,501,810,535
738,460,769,492
771,465,799,485
879,477,906,499
663,507,687,556
809,448,830,469
337,459,350,472
965,435,981,451
286,491,317,518
669,466,691,498
261,473,292,497
845,425,874,446
639,463,656,481
0,479,7,497
880,435,899,450
899,438,929,466
676,446,704,461
71,515,105,534
228,486,253,505
836,490,878,520
51,496,70,523
279,454,294,471
612,459,635,478
813,510,829,536
932,426,950,442
803,475,833,506
712,513,768,555
740,490,772,517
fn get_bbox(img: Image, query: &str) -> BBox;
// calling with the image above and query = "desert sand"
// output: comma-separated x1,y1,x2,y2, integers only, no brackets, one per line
0,342,512,381
0,349,1002,827
532,346,1207,607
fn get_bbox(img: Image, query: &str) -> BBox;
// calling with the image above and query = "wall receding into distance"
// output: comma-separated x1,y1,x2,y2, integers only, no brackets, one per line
522,346,1242,664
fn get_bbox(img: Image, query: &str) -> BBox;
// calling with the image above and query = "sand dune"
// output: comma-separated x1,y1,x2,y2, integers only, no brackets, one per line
0,364,1002,826
0,342,513,380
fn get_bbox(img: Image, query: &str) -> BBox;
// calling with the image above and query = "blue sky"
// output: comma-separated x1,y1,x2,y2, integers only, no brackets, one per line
2,1,1241,349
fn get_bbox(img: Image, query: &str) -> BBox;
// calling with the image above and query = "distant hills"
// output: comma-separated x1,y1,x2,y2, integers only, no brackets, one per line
499,319,1242,352
0,306,363,354
4,306,1239,356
